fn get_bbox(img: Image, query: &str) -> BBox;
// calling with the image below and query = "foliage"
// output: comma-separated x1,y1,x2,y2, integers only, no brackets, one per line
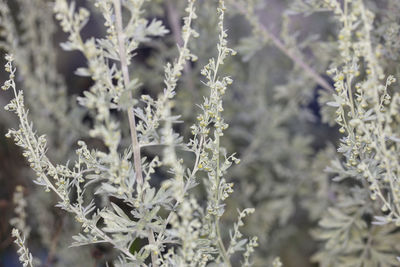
2,0,400,267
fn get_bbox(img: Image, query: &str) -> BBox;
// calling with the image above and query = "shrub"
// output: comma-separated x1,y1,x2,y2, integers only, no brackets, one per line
1,0,400,266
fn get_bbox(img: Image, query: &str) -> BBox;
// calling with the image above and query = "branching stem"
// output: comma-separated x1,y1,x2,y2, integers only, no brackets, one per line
112,0,157,265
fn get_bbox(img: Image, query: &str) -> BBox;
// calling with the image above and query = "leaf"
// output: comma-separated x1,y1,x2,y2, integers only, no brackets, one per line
75,67,91,77
95,183,118,194
145,19,169,37
119,90,134,110
111,202,131,221
326,101,340,107
372,216,390,225
232,239,247,252
60,41,74,51
143,188,155,204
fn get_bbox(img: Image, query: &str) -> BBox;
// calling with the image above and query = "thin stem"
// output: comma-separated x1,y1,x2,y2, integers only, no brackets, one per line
211,23,230,266
147,229,158,265
112,1,158,265
165,0,193,76
10,82,138,263
216,221,231,266
214,121,230,266
165,0,197,100
358,1,400,214
343,0,356,118
232,0,334,92
112,0,144,186
158,135,205,247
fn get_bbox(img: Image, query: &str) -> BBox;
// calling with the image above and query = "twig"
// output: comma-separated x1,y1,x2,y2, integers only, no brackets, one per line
165,0,196,95
112,1,158,266
232,1,334,92
112,0,144,186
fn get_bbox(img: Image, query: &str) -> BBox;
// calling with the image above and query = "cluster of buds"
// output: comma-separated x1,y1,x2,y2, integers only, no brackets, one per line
2,54,15,91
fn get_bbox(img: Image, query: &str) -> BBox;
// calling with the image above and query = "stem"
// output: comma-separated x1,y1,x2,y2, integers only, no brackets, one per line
214,131,230,266
343,0,356,118
10,83,138,263
216,221,231,266
112,0,144,186
232,1,334,92
165,0,193,76
165,0,198,106
112,1,158,265
211,25,230,266
358,1,400,214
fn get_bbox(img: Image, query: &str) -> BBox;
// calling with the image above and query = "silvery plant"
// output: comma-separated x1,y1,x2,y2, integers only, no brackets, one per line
1,0,258,266
2,0,400,267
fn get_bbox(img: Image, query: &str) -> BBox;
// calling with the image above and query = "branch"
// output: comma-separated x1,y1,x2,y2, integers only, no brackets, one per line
232,0,334,92
112,0,144,186
165,0,196,94
112,1,158,266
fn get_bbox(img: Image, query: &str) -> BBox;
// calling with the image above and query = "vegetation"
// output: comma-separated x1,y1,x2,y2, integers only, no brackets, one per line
1,0,400,266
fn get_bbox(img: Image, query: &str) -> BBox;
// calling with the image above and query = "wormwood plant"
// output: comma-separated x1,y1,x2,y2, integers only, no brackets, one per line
311,0,400,266
1,0,260,266
224,0,400,265
5,0,400,266
0,2,89,261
